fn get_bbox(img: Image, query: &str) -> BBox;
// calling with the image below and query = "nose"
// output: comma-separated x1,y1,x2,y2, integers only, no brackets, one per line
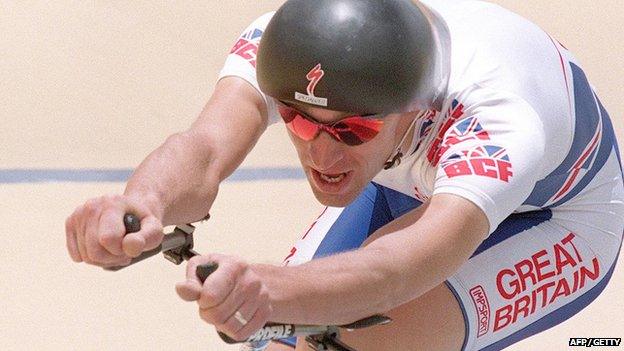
308,131,345,171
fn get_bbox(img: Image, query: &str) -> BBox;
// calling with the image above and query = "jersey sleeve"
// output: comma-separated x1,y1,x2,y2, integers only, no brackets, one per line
217,12,281,125
432,93,547,234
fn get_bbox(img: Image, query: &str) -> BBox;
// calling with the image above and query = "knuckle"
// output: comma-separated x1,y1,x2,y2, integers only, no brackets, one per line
72,205,83,216
249,279,262,293
112,194,125,204
104,194,118,203
70,207,79,217
229,260,247,277
258,289,269,302
70,210,83,225
100,194,112,204
83,200,100,215
84,198,97,209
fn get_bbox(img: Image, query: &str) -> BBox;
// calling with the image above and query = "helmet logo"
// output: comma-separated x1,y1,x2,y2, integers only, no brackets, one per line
306,63,324,96
295,63,328,107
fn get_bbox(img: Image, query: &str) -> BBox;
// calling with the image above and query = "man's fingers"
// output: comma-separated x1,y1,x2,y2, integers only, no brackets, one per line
182,255,238,309
178,256,273,341
84,208,105,260
141,216,164,250
210,288,270,342
65,216,82,262
121,234,146,257
103,256,132,268
97,208,126,256
121,216,163,257
198,283,247,326
186,255,220,284
65,194,164,267
75,225,89,263
178,256,222,302
198,261,240,310
175,280,203,301
85,209,135,265
73,207,92,263
234,304,273,342
234,286,267,332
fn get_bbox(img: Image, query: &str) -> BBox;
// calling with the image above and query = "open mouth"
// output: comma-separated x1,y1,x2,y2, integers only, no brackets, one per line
310,168,353,194
319,173,346,183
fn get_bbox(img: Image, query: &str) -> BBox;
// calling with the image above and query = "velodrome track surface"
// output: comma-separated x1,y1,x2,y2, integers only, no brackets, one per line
1,1,622,350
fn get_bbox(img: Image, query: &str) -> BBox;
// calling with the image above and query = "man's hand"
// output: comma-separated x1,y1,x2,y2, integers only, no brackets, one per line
176,254,273,341
65,195,164,267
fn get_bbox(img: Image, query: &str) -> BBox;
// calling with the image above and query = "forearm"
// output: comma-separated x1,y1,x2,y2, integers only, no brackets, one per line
124,77,268,225
253,194,488,326
253,248,402,325
124,132,221,226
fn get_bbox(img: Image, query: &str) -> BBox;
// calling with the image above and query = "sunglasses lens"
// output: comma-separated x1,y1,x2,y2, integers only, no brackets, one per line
278,105,320,141
334,117,384,146
277,103,384,145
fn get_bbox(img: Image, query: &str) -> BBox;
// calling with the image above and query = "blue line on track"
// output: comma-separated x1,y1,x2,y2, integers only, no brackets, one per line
0,167,306,184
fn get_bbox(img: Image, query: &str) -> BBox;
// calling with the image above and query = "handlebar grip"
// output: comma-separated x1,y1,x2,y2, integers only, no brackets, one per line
196,262,219,283
123,213,141,234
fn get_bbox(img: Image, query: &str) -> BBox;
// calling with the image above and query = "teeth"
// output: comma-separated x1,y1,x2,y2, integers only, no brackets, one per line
320,173,345,183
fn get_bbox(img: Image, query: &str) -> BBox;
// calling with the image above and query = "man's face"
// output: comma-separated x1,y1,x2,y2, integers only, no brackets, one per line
283,103,417,207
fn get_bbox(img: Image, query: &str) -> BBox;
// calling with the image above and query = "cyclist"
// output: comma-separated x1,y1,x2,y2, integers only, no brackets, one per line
66,0,623,350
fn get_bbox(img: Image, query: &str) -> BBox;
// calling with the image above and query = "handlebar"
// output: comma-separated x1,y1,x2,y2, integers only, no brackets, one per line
105,214,392,350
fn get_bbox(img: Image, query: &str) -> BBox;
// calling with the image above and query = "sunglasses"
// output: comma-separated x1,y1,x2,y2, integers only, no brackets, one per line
276,101,385,146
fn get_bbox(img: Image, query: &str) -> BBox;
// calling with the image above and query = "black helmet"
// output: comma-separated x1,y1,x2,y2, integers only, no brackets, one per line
256,0,449,114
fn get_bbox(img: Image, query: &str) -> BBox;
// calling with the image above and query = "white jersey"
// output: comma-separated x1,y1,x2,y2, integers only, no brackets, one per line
221,2,623,350
219,0,623,237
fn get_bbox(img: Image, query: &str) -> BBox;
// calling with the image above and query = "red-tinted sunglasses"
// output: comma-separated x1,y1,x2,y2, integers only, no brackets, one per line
277,102,385,146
